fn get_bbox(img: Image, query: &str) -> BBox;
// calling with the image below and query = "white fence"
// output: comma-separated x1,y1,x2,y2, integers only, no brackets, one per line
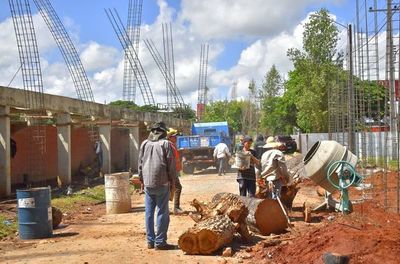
293,131,398,161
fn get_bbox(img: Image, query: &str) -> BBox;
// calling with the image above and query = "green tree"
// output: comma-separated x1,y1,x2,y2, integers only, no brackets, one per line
262,64,282,97
172,106,196,121
260,65,293,134
203,100,246,132
109,100,160,112
285,8,339,133
109,100,196,120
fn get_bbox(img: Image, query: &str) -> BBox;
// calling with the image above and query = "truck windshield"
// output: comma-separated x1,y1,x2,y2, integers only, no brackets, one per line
203,129,217,135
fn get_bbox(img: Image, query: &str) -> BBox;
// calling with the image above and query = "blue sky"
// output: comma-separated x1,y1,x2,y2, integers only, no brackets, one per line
0,0,359,107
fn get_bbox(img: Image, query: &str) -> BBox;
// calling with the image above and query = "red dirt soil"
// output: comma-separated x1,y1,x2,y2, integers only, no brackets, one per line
244,172,400,264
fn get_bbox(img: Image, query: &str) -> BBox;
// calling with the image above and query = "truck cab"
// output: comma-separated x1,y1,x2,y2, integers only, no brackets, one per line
177,121,232,174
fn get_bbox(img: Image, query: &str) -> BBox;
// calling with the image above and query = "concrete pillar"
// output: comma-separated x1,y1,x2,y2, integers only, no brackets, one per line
56,113,71,185
99,125,111,174
129,126,140,172
0,105,11,197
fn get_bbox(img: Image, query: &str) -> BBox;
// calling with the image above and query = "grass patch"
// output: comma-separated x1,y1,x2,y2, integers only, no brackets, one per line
388,159,399,171
0,214,18,239
51,184,137,213
52,185,106,213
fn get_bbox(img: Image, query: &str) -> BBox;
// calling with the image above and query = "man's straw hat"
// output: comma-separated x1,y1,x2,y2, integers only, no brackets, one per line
263,136,282,149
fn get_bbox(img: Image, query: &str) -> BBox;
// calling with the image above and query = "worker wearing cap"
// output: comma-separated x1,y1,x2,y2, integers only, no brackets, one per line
237,136,260,197
139,121,176,250
259,136,291,200
167,128,184,215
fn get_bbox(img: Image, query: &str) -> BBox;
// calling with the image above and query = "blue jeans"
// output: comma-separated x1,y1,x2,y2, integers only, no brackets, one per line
237,179,256,197
144,185,170,246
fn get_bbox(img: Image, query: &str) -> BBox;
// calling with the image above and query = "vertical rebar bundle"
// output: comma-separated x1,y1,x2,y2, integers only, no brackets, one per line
231,81,237,101
162,23,175,108
143,38,184,108
122,0,142,103
350,0,400,213
197,43,209,121
9,0,46,184
105,8,155,106
33,0,99,142
33,0,94,105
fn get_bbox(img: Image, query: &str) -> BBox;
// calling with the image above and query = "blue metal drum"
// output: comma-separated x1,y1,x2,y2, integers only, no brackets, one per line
17,187,53,239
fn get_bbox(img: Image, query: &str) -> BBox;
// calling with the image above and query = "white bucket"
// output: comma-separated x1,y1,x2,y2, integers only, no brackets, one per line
234,151,251,169
105,172,131,214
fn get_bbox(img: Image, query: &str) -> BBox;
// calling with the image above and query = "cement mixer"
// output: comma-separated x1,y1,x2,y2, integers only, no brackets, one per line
303,140,363,214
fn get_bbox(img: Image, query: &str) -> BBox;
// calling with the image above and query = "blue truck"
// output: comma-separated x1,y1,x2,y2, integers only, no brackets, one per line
176,121,232,174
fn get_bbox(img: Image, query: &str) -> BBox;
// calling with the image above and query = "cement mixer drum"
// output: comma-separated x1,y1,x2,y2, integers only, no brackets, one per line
303,141,358,193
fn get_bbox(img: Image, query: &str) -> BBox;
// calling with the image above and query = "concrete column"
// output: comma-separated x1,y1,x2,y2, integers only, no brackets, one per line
56,113,71,185
0,105,11,197
99,125,111,174
129,126,140,172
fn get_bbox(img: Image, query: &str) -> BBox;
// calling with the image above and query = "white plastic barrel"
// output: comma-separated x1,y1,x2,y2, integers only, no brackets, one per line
105,172,131,214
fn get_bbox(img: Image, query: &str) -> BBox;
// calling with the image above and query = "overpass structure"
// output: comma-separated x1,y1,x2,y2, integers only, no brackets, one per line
0,86,191,197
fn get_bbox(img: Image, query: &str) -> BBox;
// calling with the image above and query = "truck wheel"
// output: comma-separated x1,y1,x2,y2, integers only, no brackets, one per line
183,164,194,174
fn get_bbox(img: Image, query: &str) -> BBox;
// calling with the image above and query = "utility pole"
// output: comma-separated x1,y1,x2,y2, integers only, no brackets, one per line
348,24,356,153
387,1,398,159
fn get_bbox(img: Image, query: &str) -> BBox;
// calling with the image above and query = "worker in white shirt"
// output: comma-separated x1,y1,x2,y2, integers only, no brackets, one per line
213,142,231,176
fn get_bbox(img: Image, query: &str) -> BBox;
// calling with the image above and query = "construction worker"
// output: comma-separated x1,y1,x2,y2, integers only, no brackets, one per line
258,136,291,200
237,136,260,197
167,127,184,214
213,141,231,175
139,121,176,250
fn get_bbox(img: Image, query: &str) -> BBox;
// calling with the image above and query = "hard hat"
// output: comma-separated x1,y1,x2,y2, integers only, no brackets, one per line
167,128,178,136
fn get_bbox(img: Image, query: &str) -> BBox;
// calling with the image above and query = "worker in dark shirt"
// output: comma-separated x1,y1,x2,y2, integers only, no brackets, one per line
236,136,260,197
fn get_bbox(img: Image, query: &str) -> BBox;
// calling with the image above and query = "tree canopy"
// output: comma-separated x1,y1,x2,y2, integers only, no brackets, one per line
284,8,339,133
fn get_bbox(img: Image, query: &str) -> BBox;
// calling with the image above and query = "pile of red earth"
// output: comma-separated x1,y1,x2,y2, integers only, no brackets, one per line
245,201,400,264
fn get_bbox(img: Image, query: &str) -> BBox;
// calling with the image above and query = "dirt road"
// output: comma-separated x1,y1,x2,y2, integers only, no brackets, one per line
0,169,324,264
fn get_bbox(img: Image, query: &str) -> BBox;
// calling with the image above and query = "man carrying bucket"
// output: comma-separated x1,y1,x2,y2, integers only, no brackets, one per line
237,136,260,197
138,121,176,250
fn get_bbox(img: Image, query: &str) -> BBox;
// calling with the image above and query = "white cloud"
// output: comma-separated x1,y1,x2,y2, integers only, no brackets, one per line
80,42,120,71
179,0,334,39
208,19,305,99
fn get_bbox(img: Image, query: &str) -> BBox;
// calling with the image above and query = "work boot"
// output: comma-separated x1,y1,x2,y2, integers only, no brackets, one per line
147,243,154,249
155,243,177,250
173,207,184,215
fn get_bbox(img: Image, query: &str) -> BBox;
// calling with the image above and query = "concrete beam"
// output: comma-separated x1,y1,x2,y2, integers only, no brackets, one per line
0,86,191,129
56,113,71,185
0,105,11,197
99,125,111,174
129,127,140,172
